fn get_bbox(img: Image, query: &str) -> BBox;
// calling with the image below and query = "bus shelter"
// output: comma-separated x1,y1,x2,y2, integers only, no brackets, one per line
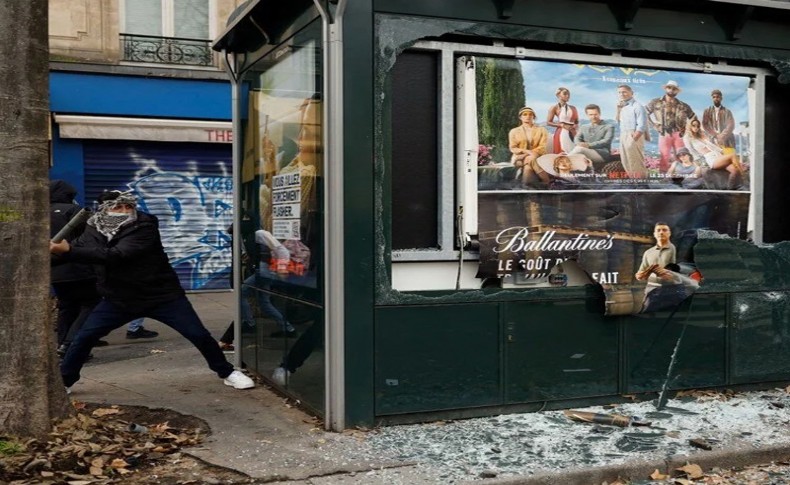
213,0,790,430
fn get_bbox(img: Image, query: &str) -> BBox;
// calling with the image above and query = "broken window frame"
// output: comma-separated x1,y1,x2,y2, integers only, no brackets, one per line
388,40,769,292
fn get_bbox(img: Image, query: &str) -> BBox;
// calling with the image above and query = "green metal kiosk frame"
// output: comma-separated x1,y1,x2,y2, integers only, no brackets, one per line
214,0,790,430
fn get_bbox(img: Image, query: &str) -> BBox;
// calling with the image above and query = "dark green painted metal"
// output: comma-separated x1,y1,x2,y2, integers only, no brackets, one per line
624,295,727,393
222,0,790,427
503,300,619,403
374,304,501,414
730,291,790,383
373,0,790,51
342,0,377,427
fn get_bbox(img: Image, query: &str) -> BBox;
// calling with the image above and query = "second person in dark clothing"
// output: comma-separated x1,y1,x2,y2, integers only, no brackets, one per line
49,180,103,355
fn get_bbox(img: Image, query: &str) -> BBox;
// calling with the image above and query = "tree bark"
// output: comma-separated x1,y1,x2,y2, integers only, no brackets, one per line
0,1,73,438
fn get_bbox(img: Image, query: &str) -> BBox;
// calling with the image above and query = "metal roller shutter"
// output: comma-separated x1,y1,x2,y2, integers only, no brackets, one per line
84,140,233,291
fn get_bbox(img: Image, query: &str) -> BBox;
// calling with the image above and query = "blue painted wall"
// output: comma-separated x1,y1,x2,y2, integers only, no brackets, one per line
49,71,239,202
50,71,232,118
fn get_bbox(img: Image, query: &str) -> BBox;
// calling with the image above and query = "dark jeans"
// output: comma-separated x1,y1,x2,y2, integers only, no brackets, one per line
61,295,234,387
52,279,101,346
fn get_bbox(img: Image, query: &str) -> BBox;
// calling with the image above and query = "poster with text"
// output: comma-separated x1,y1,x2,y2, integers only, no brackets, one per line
476,192,750,314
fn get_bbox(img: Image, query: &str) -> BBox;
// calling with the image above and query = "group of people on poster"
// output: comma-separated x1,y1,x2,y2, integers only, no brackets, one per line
507,81,746,190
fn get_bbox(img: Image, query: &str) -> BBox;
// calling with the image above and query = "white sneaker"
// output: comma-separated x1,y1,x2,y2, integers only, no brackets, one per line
272,366,290,386
223,370,255,389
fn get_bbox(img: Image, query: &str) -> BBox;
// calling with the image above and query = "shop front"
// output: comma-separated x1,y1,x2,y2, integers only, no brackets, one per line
214,0,790,430
50,72,235,290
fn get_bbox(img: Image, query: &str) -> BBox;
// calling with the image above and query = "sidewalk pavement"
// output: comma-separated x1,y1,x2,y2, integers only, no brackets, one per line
67,291,432,484
68,291,790,484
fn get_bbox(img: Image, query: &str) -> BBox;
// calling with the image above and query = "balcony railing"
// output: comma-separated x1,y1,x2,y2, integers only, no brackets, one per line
120,34,214,67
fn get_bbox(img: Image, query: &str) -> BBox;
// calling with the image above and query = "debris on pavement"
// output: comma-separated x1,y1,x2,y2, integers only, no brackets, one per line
353,388,790,482
564,410,634,427
688,437,713,450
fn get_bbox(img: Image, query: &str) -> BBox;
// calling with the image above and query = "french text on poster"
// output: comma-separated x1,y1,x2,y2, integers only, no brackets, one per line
272,172,301,240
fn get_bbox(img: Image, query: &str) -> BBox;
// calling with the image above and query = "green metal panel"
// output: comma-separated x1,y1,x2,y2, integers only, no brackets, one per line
730,291,790,383
375,304,500,415
342,0,377,427
373,0,790,53
625,295,727,393
503,300,619,403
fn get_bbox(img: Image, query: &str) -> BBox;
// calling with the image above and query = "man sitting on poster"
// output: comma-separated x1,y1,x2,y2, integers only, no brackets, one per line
635,222,676,291
509,106,550,187
569,104,614,170
635,222,698,312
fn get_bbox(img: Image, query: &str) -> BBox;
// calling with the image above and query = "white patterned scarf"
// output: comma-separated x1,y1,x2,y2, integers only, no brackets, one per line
87,191,138,240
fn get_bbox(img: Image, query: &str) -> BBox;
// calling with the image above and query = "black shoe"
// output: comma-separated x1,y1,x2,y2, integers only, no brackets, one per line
95,340,109,347
126,327,159,339
270,329,297,338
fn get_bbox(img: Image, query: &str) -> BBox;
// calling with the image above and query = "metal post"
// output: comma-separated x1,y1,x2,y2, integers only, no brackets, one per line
223,52,244,369
751,73,766,244
313,0,347,431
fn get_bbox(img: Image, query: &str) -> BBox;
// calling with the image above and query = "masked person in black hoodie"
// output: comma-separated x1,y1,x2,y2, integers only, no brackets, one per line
50,190,254,391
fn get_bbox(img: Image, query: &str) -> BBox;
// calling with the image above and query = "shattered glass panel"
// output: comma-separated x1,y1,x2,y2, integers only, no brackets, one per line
625,295,727,392
731,291,790,382
375,304,500,414
504,300,619,403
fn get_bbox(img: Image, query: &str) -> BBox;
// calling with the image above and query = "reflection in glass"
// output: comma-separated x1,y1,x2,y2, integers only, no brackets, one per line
238,20,325,415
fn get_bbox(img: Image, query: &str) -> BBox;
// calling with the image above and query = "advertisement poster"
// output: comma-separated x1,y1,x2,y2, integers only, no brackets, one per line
243,38,322,290
477,59,751,191
475,58,753,314
243,94,321,289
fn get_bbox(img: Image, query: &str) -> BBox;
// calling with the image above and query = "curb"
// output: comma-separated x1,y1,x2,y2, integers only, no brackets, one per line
468,443,790,485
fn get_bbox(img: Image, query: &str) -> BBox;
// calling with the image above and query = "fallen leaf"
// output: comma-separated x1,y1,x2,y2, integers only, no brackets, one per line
149,422,173,433
92,407,121,417
677,463,704,479
40,471,54,477
110,458,128,468
650,469,669,480
150,349,166,354
89,465,104,476
673,479,692,485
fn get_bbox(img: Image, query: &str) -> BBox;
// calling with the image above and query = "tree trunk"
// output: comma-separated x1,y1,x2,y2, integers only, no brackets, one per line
0,1,73,438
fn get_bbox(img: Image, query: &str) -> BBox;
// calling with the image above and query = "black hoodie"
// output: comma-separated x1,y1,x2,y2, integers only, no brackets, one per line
50,180,96,283
64,211,185,311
